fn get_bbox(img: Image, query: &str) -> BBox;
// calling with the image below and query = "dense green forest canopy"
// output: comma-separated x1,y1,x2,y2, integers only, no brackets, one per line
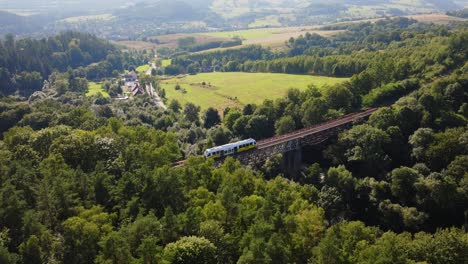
0,31,149,96
0,17,467,264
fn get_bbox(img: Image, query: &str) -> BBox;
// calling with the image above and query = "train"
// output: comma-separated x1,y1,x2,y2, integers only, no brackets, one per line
204,138,257,159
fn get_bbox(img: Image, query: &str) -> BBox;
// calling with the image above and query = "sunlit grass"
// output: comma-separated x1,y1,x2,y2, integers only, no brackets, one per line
86,82,110,98
160,72,347,111
136,64,150,73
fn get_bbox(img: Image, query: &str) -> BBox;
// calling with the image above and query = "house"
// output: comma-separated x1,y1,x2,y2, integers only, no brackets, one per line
131,82,144,96
123,70,138,85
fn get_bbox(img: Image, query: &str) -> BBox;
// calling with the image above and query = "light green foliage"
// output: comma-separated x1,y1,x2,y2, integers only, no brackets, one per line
162,236,217,264
62,206,114,263
312,221,380,264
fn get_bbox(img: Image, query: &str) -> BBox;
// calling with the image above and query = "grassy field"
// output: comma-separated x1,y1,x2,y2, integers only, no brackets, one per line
86,82,110,98
136,64,150,72
249,15,283,28
160,72,347,111
201,28,280,40
119,26,343,52
61,14,114,23
162,59,172,67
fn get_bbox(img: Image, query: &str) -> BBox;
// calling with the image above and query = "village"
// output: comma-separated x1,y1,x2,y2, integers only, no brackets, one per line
116,64,167,110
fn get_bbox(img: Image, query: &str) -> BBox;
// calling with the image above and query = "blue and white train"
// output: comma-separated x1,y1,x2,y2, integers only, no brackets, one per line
204,138,257,159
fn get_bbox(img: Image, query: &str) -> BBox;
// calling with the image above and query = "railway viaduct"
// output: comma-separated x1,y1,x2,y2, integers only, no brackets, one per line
174,108,378,172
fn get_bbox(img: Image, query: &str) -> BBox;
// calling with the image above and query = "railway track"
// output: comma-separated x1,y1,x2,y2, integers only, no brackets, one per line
257,108,377,149
172,108,378,167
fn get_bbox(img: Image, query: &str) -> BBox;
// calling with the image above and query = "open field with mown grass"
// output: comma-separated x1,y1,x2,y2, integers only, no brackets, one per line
162,59,172,67
136,64,150,72
86,82,109,98
116,13,463,53
61,14,114,23
195,27,344,52
160,72,347,111
118,26,343,52
406,13,467,24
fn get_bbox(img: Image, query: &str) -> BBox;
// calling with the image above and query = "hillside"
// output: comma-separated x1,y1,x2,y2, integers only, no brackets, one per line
0,0,466,39
112,1,214,22
0,10,467,264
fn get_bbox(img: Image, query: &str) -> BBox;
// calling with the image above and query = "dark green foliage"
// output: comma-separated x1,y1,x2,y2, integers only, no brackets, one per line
363,79,419,107
203,107,221,128
0,18,467,264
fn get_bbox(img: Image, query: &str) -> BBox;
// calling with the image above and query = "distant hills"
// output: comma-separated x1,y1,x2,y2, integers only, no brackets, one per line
112,1,214,22
0,0,466,39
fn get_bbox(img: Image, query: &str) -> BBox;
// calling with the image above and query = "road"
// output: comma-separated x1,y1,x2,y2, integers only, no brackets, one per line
145,62,167,110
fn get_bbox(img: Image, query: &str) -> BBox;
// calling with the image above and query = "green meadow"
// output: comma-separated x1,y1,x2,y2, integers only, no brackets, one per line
136,64,150,72
162,59,172,67
201,28,281,41
86,82,110,98
160,72,347,111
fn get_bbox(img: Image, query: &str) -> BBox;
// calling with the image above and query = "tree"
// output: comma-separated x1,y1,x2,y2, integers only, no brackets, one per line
318,186,344,222
187,63,201,75
203,107,221,129
69,77,88,93
301,98,328,126
290,208,326,263
243,104,256,115
389,167,420,205
0,245,18,264
275,115,295,135
16,71,43,96
304,163,321,185
184,103,201,123
169,99,182,113
209,127,231,146
162,236,217,264
409,128,434,161
137,235,162,264
312,221,379,264
245,115,274,139
223,110,242,130
233,115,251,137
19,235,43,264
323,84,353,110
0,181,27,248
328,124,391,177
354,232,412,264
62,207,113,264
96,232,134,264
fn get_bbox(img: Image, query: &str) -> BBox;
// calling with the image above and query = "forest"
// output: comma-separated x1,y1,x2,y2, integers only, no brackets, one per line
0,31,148,96
0,17,467,264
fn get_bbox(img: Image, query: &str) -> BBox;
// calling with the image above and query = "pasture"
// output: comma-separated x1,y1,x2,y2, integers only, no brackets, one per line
160,72,347,111
119,26,343,52
136,64,150,72
162,59,172,67
61,14,114,23
86,82,110,98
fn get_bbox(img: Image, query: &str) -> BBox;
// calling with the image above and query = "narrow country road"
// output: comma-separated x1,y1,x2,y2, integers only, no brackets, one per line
145,62,167,110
